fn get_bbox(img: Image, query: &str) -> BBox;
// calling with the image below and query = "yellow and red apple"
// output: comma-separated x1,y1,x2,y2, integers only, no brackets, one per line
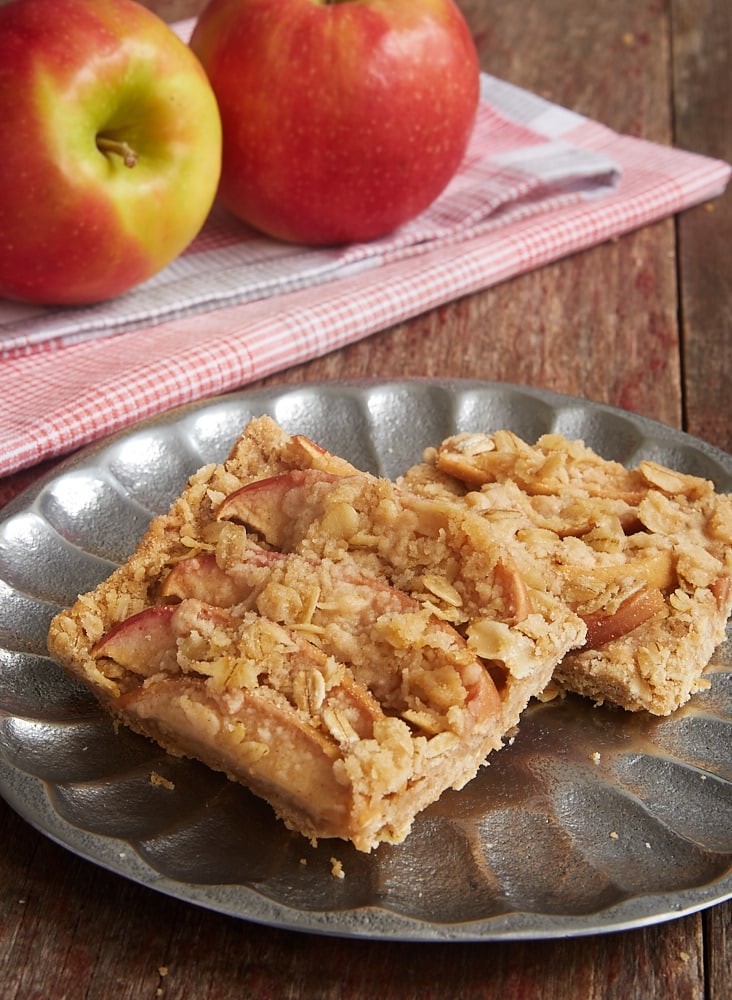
190,0,480,245
0,0,222,305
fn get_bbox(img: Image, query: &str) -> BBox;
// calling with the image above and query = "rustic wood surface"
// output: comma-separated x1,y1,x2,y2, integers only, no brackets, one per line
1,0,730,997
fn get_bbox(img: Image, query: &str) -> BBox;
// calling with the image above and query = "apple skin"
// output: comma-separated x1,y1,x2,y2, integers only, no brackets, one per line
190,0,480,245
0,0,222,305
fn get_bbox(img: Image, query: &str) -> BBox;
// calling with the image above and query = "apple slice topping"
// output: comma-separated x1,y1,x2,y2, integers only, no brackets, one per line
218,469,537,632
93,605,178,676
216,469,342,546
215,543,501,735
160,552,252,606
93,601,238,678
711,575,732,611
289,434,361,476
97,592,386,739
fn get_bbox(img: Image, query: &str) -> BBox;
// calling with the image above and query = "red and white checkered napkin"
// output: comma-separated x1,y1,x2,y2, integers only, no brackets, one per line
0,63,729,476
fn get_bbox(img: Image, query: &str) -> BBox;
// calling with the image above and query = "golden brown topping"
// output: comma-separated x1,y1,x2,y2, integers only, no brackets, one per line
638,460,711,500
420,574,464,608
433,431,649,502
289,434,360,476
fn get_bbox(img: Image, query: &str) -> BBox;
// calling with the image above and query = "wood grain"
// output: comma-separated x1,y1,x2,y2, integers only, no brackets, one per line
1,0,730,997
672,0,732,453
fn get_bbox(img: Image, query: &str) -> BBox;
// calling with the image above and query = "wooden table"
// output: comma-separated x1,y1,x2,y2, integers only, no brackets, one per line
1,1,730,996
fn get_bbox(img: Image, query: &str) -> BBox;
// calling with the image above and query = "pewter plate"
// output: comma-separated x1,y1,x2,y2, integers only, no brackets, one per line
1,380,731,941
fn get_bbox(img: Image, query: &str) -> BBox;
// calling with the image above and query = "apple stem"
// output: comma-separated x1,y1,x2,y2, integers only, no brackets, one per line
96,136,139,168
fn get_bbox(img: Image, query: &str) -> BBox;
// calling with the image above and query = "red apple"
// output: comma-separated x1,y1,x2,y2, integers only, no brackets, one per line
189,0,480,245
0,0,222,305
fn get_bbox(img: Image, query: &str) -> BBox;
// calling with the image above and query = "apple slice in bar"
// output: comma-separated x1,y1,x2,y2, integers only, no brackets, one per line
93,585,502,850
216,470,535,628
289,434,361,476
160,552,252,606
96,597,388,737
247,548,502,732
115,676,358,839
581,586,667,649
216,469,342,546
93,602,239,676
93,605,179,677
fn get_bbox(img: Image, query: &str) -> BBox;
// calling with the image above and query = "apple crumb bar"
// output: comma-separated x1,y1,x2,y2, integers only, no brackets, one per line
400,429,732,715
48,417,584,852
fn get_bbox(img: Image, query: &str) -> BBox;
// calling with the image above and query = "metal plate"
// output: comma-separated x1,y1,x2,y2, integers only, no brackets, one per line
1,379,730,941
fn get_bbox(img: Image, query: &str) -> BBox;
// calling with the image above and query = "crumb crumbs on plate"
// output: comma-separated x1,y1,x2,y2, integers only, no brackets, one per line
150,771,175,790
155,965,169,995
330,857,345,879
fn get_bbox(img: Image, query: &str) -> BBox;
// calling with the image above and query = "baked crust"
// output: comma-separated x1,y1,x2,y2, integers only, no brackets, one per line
401,430,732,715
47,417,583,851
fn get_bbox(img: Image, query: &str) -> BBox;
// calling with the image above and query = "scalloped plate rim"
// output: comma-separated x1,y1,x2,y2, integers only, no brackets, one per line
1,378,731,941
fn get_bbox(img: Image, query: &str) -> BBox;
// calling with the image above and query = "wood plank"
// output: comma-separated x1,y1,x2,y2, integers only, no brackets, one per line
0,798,709,1000
672,3,732,987
460,0,672,138
443,0,681,424
705,900,732,1000
672,0,732,453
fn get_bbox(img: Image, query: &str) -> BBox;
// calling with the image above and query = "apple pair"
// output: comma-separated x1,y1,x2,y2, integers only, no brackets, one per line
0,0,479,306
